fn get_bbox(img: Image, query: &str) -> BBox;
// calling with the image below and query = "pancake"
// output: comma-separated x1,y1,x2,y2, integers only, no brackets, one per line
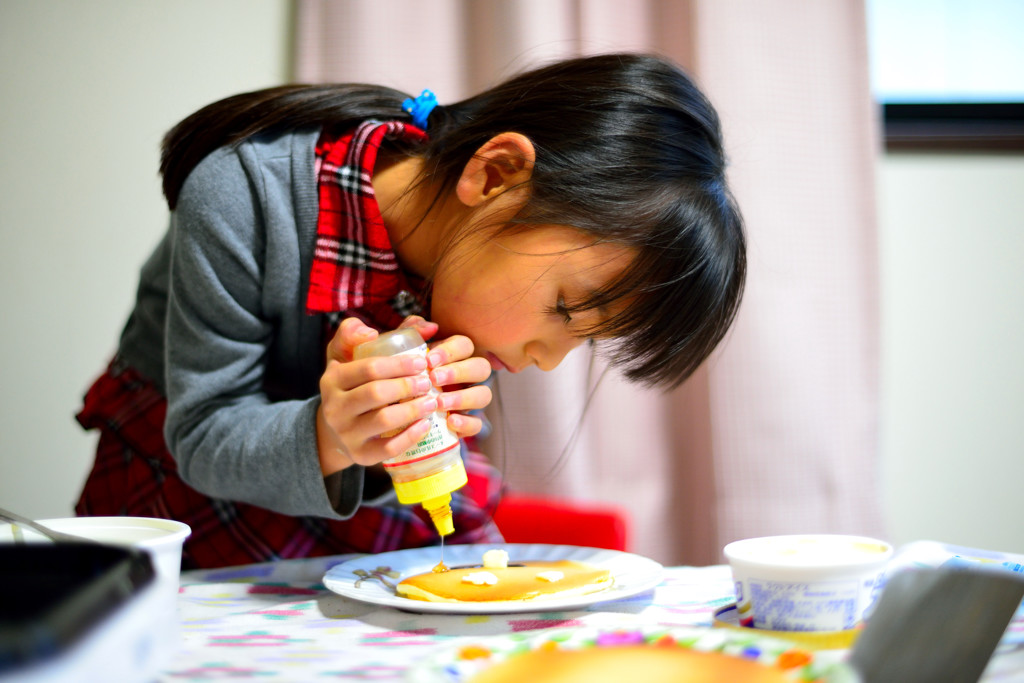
396,559,613,603
468,645,792,683
417,625,842,683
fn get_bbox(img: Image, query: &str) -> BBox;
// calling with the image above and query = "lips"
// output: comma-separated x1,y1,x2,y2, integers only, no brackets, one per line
485,352,509,372
485,352,532,373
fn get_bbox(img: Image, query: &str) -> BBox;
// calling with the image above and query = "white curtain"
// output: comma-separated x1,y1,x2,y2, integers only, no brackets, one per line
294,0,884,566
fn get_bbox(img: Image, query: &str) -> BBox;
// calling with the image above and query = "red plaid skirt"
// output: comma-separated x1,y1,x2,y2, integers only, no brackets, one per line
75,360,503,569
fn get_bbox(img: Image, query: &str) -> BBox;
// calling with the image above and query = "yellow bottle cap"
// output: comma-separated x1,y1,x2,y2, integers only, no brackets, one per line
391,462,468,505
423,495,455,537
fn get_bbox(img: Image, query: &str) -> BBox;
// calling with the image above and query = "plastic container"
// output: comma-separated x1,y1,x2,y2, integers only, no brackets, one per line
354,328,467,536
712,603,861,650
724,534,893,632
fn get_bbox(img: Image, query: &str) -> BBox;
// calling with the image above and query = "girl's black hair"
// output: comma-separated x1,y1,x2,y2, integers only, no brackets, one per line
161,53,745,390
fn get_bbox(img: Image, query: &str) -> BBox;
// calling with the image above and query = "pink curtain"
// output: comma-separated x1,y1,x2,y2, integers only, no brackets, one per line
294,0,884,566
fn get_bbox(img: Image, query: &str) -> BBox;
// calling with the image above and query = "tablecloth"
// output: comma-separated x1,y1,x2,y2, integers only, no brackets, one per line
162,545,1024,681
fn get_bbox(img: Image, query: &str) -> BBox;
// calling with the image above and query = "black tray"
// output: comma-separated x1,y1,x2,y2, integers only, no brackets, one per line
0,542,155,672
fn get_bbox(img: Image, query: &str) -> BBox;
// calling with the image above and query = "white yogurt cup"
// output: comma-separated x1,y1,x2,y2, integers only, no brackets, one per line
724,534,893,632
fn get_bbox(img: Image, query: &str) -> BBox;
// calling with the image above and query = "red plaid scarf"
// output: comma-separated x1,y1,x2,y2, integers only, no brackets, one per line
307,120,427,325
74,123,503,570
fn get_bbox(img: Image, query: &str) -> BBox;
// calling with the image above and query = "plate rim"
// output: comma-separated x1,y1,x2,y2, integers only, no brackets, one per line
322,542,664,614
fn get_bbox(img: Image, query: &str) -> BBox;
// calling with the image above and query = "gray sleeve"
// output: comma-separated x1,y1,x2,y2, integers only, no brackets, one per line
162,141,367,519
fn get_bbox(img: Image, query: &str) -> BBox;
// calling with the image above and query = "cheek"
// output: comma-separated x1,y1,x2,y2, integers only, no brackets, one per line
430,283,535,348
428,250,545,344
432,295,521,342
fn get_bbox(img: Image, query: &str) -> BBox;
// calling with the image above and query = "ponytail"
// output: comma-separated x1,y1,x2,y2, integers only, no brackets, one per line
160,84,413,208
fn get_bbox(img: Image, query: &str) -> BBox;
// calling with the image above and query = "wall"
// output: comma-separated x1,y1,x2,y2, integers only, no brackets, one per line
1,2,1021,557
0,0,291,519
878,152,1024,553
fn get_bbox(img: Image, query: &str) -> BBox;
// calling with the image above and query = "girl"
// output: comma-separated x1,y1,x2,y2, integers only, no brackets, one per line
75,53,745,569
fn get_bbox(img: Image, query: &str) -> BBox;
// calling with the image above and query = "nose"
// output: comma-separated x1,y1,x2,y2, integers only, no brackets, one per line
525,334,587,372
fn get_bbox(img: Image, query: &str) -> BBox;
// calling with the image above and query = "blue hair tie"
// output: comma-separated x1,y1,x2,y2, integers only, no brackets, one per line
402,89,438,130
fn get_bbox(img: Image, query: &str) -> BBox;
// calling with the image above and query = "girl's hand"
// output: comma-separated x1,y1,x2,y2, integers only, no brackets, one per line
422,333,493,438
316,317,436,475
315,317,492,476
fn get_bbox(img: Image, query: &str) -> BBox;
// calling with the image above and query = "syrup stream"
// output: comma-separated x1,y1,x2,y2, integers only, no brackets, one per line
432,536,448,573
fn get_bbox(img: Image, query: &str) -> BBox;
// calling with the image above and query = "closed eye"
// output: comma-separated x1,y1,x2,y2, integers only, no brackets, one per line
554,296,573,324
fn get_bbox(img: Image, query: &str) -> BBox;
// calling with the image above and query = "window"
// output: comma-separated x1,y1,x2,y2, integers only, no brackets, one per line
867,0,1024,150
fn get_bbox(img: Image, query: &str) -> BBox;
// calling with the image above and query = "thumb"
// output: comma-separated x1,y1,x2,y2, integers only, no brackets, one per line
329,317,378,362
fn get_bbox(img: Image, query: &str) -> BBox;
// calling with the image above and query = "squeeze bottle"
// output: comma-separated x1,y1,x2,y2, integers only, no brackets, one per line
353,328,467,536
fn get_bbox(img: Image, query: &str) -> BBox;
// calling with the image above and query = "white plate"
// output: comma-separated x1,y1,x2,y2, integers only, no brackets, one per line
322,543,664,614
406,624,860,682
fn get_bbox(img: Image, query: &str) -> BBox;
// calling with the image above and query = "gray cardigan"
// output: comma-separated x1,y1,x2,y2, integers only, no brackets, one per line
118,129,388,519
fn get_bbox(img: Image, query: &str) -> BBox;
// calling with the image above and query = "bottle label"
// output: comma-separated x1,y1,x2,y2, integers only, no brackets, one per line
382,344,460,466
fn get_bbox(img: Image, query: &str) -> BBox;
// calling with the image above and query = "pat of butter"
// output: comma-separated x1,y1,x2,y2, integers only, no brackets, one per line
482,549,509,569
536,570,564,583
462,571,498,586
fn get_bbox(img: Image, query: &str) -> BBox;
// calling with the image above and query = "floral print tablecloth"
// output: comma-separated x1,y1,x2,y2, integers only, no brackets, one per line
164,558,733,681
161,545,1024,681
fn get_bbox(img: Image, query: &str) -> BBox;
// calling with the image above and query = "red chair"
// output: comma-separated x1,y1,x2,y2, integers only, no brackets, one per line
491,493,631,551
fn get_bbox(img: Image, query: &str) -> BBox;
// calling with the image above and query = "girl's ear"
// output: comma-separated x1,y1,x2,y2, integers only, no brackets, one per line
455,132,535,207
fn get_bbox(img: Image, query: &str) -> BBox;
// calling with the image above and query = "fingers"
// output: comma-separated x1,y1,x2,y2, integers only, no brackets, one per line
437,382,492,413
320,360,432,422
352,394,439,449
398,315,439,342
317,318,496,475
318,384,440,471
424,334,473,367
440,383,493,439
331,320,485,387
327,317,378,363
326,416,434,471
377,418,433,459
426,337,492,387
322,351,429,396
447,412,485,438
